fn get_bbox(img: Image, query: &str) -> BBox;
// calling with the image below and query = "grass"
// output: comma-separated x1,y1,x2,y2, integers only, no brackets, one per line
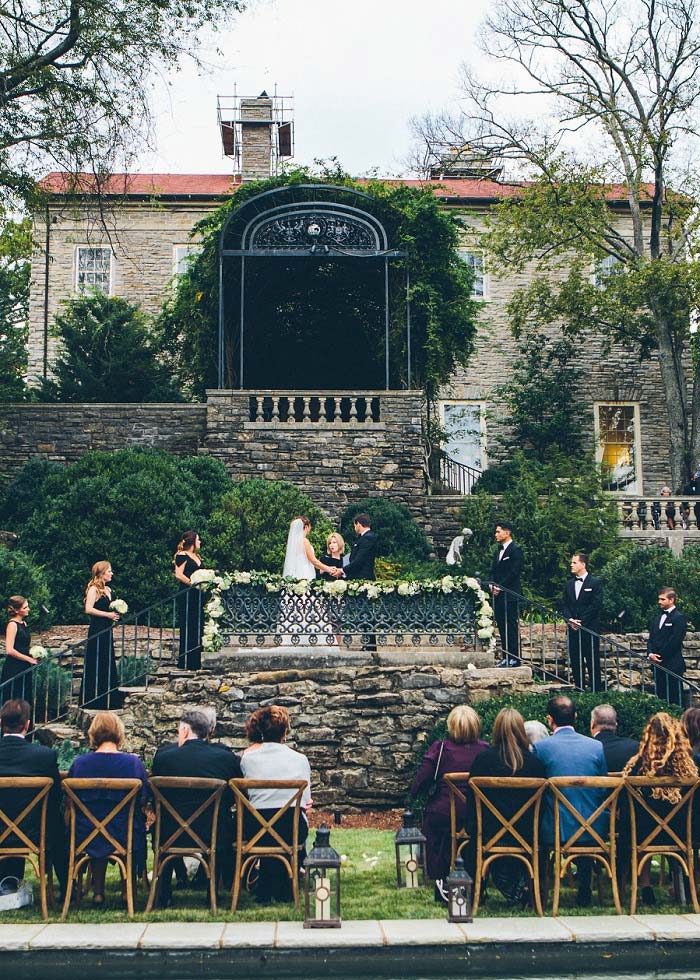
2,829,692,923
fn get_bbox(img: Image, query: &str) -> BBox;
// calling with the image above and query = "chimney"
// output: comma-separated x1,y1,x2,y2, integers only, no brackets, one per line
218,90,294,179
240,92,273,180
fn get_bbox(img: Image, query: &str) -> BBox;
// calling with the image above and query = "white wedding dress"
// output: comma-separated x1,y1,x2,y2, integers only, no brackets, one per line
278,519,336,647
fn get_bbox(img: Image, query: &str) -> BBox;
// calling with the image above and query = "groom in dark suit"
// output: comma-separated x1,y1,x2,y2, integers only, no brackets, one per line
489,521,524,667
563,552,604,692
342,514,378,581
647,587,687,704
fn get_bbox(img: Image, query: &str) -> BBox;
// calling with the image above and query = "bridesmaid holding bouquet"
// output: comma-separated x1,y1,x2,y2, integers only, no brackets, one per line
82,561,121,709
173,530,205,670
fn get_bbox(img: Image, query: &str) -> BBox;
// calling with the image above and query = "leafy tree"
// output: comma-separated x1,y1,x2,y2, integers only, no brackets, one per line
461,453,620,604
494,328,584,461
204,479,333,573
0,216,31,399
412,0,700,490
156,167,478,401
0,546,53,630
39,294,181,402
0,448,233,622
0,1,244,202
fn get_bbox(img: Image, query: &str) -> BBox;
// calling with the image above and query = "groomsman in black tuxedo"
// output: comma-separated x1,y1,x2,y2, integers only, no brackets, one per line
489,522,524,667
647,587,687,704
563,553,604,692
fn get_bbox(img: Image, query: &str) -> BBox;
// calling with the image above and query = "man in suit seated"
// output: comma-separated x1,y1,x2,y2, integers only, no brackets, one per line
533,695,608,907
151,707,242,907
0,699,67,895
590,704,638,772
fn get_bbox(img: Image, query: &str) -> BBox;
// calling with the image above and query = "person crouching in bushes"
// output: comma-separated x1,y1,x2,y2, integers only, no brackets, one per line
466,707,546,907
622,712,698,906
409,705,488,904
239,705,312,904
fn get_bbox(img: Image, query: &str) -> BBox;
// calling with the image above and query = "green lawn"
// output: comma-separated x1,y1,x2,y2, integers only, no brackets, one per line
1,829,688,923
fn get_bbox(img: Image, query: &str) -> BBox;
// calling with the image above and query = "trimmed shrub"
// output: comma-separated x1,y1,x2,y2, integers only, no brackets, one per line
0,546,53,631
599,545,678,632
339,498,432,565
0,448,233,623
204,479,333,573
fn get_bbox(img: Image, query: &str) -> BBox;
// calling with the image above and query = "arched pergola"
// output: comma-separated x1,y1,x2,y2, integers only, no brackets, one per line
217,184,411,389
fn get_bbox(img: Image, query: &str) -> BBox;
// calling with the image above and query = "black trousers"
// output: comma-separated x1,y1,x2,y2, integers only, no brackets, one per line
243,809,309,902
568,629,602,692
494,592,519,659
654,663,685,705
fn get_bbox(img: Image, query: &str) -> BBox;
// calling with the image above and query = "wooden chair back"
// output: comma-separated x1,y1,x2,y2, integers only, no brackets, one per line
229,778,306,912
61,777,142,919
0,776,53,919
443,771,471,867
146,776,226,913
548,775,624,915
469,776,547,916
625,775,700,914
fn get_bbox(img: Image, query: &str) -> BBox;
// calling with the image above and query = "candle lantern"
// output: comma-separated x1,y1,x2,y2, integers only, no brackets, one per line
303,824,341,928
446,856,473,923
394,809,427,889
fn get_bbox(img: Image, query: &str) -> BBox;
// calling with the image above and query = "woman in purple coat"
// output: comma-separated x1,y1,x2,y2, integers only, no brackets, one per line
410,705,488,901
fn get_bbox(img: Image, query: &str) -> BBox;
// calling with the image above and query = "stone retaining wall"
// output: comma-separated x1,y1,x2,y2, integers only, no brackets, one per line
122,663,539,808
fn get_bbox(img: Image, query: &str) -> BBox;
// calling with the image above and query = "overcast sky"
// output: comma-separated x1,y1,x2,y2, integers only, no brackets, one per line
140,0,490,177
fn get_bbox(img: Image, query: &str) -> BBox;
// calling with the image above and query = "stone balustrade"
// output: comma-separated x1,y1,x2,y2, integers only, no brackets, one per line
616,497,700,531
247,391,381,425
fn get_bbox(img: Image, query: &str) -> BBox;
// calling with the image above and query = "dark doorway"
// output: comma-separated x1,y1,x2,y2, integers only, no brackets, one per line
241,257,386,390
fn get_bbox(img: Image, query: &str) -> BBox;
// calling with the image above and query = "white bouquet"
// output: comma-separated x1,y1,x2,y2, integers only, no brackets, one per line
109,599,128,615
29,645,49,661
190,568,216,587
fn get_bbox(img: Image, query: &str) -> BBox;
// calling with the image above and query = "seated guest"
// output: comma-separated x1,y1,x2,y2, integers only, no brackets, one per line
623,712,698,906
409,705,488,903
524,720,549,748
240,705,312,904
590,704,639,772
533,695,607,907
151,707,242,907
67,711,151,908
0,699,66,894
467,708,546,906
681,706,700,768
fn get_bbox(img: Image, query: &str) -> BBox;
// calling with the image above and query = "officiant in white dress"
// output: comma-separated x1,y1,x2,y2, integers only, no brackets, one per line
279,517,338,646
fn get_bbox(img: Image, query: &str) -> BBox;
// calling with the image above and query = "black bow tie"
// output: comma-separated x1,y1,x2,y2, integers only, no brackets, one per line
575,576,585,582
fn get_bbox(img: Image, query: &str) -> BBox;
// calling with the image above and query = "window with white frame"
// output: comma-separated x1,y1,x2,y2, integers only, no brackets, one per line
595,403,642,493
173,244,201,276
459,250,487,299
76,246,111,294
439,401,487,471
594,252,622,287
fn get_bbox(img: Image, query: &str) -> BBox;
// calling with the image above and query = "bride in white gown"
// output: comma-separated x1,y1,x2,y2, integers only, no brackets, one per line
279,517,337,646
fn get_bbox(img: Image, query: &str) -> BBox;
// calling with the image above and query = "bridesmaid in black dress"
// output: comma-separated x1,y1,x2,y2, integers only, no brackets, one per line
173,530,204,670
82,560,121,709
1,595,38,706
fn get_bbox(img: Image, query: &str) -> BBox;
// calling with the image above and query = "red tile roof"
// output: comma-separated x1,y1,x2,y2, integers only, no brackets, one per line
37,171,650,204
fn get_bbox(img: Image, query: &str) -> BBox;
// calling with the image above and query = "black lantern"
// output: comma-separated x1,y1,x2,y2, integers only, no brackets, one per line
446,856,473,923
394,810,427,889
303,824,341,928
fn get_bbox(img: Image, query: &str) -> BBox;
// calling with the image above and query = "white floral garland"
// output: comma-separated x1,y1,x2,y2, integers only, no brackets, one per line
190,568,495,654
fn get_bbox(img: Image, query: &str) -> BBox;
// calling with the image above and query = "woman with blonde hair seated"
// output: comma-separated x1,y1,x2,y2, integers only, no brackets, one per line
622,711,699,905
240,705,312,903
67,711,151,908
410,705,488,902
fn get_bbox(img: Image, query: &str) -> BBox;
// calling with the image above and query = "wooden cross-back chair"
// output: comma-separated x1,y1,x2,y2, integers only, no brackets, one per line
548,776,624,915
0,776,54,920
625,776,700,915
146,776,226,914
469,776,547,916
229,778,306,912
443,772,471,868
61,777,142,919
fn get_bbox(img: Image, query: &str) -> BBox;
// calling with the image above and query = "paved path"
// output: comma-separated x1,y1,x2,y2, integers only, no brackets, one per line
2,914,700,977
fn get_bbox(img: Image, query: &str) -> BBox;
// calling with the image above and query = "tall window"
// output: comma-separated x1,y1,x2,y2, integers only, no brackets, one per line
173,244,201,276
595,403,641,493
76,247,111,294
459,250,487,299
594,253,621,287
439,401,486,471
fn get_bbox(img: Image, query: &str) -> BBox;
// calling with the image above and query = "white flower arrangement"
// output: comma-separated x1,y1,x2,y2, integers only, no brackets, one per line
195,569,496,654
29,644,49,661
109,599,129,615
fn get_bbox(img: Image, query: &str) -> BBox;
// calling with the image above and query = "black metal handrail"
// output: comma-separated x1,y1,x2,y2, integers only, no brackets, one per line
0,587,200,730
491,584,699,706
438,454,481,495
